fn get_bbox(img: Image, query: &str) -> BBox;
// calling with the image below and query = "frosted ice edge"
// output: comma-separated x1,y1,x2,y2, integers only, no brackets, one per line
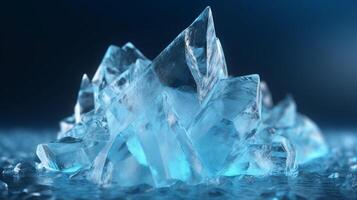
36,6,328,188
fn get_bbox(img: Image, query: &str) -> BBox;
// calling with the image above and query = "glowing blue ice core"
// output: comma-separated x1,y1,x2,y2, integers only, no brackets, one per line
36,7,328,188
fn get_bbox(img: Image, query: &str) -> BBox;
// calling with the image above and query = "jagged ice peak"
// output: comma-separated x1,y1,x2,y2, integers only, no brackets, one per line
36,7,328,188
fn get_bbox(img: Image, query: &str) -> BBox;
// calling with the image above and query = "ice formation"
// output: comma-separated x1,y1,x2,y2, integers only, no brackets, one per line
36,7,328,188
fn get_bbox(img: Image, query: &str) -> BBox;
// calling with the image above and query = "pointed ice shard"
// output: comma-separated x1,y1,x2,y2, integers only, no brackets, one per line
152,6,227,103
92,43,149,90
87,11,229,181
260,81,273,110
74,74,94,123
92,45,121,91
263,95,296,128
89,68,162,184
92,43,151,109
58,115,75,137
286,115,328,164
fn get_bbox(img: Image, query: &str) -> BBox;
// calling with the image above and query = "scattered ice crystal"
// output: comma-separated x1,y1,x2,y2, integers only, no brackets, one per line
36,6,328,188
13,162,36,177
0,180,8,191
328,172,339,179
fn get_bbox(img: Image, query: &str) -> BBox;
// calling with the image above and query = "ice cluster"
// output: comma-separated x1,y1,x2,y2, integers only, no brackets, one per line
36,7,328,188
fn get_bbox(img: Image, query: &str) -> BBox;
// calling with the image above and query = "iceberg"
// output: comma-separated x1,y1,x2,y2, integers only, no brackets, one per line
36,6,328,188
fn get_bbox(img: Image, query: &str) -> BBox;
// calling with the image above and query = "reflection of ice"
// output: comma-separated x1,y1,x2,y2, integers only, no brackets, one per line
0,129,356,199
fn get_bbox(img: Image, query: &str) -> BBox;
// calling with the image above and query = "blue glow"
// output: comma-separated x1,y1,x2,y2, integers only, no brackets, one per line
35,7,328,188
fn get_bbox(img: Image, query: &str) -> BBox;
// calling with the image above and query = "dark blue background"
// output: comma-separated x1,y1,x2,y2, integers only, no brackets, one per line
1,0,357,128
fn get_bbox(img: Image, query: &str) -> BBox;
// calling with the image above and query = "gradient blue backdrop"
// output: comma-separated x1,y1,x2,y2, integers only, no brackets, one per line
1,0,357,128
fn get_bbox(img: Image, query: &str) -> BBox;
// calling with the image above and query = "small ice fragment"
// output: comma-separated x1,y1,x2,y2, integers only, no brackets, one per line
328,172,339,179
260,81,273,109
13,162,36,177
74,74,94,123
36,138,91,173
0,180,8,191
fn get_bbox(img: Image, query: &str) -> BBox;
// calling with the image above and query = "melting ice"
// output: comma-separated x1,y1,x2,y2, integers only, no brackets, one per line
36,7,328,188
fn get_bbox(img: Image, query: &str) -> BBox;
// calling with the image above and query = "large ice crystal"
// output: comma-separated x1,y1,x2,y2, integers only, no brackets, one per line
36,7,328,188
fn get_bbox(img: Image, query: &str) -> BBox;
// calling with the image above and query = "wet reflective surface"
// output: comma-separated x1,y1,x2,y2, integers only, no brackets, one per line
0,128,356,200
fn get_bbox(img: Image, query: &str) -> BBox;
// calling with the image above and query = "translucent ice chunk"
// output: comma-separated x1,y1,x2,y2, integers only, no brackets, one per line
223,134,297,177
126,93,201,187
188,75,261,175
163,87,200,129
58,116,75,137
35,7,329,188
57,110,109,141
287,115,328,164
36,138,91,173
92,43,149,90
89,133,154,186
261,96,328,164
89,68,162,184
262,95,296,128
92,43,151,109
152,7,227,103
